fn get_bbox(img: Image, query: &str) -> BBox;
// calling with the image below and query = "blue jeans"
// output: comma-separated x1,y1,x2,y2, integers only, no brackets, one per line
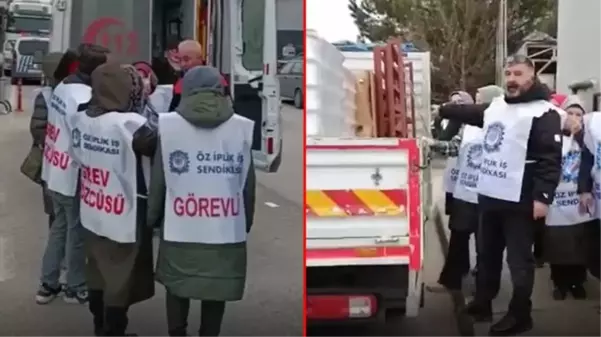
40,190,86,291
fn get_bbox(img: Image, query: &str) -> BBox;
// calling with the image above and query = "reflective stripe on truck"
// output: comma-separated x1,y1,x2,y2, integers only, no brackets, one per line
305,138,422,272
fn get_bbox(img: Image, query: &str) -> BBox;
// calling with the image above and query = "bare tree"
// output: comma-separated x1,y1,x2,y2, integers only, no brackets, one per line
350,0,555,101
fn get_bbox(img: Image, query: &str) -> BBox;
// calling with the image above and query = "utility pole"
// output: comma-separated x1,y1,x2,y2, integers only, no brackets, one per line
495,0,508,86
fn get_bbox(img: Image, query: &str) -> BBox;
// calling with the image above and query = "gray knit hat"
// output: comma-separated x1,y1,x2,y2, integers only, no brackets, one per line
181,65,225,97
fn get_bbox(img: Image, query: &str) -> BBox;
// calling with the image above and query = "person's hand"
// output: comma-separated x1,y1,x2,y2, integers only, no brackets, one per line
421,136,435,147
533,200,549,219
579,192,594,215
564,116,582,135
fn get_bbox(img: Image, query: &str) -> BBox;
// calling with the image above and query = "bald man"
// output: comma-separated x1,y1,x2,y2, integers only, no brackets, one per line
168,40,205,111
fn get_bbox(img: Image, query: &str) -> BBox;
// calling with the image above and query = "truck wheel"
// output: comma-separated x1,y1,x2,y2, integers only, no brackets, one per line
294,89,303,109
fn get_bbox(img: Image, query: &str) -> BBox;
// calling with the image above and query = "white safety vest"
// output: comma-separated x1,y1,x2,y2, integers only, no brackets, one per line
453,125,484,204
159,113,254,244
477,98,555,202
42,83,91,196
69,111,147,243
584,112,601,219
441,119,459,193
546,136,593,226
149,85,173,112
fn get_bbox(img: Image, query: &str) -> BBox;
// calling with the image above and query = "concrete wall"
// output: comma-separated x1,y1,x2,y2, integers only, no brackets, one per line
556,0,601,111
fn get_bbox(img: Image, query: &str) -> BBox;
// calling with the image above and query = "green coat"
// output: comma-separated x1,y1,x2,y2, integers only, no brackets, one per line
147,91,256,301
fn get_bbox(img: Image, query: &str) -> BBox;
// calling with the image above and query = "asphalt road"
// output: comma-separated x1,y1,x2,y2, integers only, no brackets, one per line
0,87,303,336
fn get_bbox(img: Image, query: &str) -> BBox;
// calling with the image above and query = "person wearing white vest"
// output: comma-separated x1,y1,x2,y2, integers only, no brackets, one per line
72,63,158,336
29,51,77,229
425,86,503,292
424,86,503,294
147,66,256,336
543,97,595,300
583,111,601,283
439,91,474,217
439,55,563,335
37,44,111,308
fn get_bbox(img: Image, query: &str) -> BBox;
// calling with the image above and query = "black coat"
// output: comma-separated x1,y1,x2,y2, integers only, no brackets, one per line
439,82,562,211
448,198,479,232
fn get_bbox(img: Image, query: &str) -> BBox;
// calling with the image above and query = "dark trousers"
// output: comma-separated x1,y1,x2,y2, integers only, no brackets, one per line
475,208,535,318
48,213,55,228
438,201,479,289
550,264,587,289
588,220,600,279
166,291,226,336
439,229,472,289
88,290,130,336
533,219,544,261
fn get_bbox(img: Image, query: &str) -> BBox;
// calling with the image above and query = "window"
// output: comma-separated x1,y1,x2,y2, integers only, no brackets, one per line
17,40,48,55
7,16,51,33
241,0,264,71
279,62,294,74
291,61,302,74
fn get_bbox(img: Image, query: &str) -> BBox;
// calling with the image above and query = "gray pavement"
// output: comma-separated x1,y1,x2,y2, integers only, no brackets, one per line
311,162,600,336
0,88,302,336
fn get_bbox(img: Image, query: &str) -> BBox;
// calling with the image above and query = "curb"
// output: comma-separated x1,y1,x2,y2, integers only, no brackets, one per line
432,204,475,336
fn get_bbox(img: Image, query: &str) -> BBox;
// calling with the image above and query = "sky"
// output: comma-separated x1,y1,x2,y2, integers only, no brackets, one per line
306,0,360,42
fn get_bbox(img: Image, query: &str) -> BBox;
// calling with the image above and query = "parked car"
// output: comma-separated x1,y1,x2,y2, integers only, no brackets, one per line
277,57,303,108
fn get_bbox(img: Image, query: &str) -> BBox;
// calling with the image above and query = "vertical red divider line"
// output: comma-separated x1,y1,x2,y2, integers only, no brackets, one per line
302,0,307,334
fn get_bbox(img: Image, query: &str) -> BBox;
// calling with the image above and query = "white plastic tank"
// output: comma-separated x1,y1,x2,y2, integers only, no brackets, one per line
305,29,355,137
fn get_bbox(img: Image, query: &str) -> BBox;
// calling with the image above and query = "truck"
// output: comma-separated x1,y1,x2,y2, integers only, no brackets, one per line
49,0,282,173
306,30,433,325
3,0,52,76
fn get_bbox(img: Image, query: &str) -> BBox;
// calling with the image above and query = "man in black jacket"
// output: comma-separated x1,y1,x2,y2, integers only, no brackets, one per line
439,55,563,336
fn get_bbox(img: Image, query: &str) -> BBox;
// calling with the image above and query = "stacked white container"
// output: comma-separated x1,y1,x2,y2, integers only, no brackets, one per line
306,29,356,137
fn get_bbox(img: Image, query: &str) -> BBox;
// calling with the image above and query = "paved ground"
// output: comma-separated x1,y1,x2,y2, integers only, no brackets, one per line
0,86,303,336
310,161,600,336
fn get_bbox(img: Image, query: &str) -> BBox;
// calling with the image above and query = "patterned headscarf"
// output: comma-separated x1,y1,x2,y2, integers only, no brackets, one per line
120,64,145,114
133,61,158,95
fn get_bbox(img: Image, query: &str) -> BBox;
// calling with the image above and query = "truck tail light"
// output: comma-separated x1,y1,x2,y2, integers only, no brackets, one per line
306,295,377,320
267,137,273,154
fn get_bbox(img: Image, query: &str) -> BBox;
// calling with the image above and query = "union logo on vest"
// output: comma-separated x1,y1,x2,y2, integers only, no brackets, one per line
484,122,505,153
169,150,190,175
466,144,483,170
561,151,580,183
72,128,82,149
596,142,601,170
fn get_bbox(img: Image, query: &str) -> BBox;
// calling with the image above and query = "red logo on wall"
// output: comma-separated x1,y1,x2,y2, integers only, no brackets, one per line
82,17,138,56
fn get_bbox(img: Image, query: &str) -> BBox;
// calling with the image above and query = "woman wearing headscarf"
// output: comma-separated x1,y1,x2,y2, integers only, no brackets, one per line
82,63,156,336
30,49,78,229
543,96,595,300
31,49,92,306
147,66,256,336
134,60,173,129
424,87,503,292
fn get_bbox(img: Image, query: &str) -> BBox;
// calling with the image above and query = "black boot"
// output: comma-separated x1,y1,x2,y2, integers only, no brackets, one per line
552,287,567,300
88,290,105,336
168,328,188,336
104,307,136,336
570,284,587,299
464,300,493,322
489,313,532,336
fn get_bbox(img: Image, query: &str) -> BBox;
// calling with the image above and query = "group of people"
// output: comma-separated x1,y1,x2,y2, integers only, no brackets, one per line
24,39,256,336
425,55,600,336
